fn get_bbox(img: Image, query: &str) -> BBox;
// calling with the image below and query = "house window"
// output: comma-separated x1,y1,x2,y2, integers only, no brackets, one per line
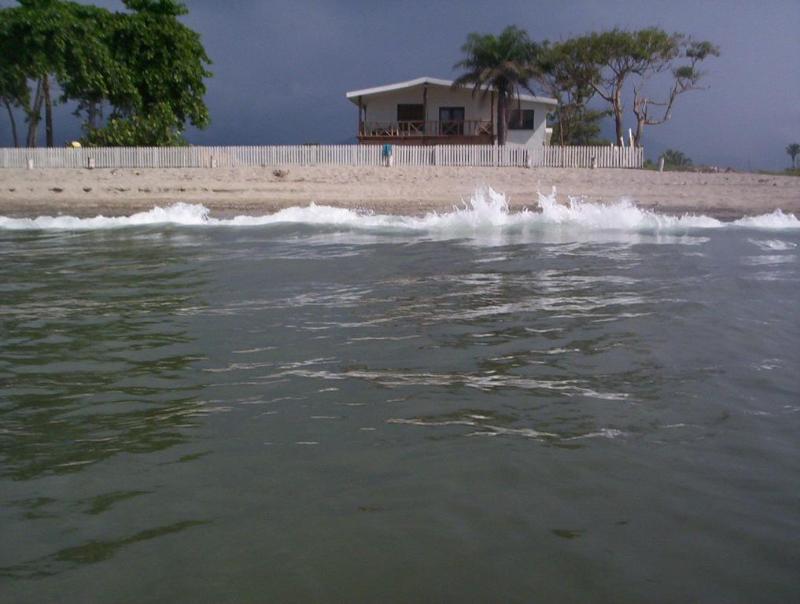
396,104,425,135
439,107,465,135
509,109,534,130
397,104,425,121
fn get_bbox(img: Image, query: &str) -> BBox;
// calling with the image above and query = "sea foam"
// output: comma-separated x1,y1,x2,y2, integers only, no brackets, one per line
748,238,798,251
1,187,798,233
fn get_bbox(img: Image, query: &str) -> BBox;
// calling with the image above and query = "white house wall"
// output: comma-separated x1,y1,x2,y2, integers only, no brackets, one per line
361,85,492,123
506,100,549,147
358,85,551,148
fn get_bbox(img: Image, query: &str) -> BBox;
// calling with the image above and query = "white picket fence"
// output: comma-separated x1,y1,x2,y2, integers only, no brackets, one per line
538,145,644,169
0,144,643,169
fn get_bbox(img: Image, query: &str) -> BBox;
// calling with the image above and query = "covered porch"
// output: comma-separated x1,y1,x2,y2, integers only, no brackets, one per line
358,119,493,145
347,77,499,146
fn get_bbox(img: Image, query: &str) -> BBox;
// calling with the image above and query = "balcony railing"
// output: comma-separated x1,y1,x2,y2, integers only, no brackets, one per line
360,120,493,138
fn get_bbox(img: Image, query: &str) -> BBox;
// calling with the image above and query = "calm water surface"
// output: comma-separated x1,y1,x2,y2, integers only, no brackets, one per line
1,214,799,602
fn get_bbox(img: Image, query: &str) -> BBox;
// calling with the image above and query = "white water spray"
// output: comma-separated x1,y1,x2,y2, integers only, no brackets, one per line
1,187,798,233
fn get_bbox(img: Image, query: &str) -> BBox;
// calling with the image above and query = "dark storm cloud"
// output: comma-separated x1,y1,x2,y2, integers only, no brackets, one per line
2,0,799,169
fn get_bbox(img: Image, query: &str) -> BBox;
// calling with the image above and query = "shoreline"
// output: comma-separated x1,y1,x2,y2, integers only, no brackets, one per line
0,166,798,219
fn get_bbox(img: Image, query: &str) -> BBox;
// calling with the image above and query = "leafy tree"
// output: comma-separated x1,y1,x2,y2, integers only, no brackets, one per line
81,103,187,146
0,16,29,147
82,0,211,145
577,28,718,147
787,143,800,169
0,0,211,147
550,107,609,145
0,0,129,146
453,26,538,145
58,4,138,133
662,148,692,168
535,39,610,145
0,0,73,146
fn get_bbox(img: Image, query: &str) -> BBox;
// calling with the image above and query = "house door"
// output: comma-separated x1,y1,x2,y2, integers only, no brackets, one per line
397,104,425,135
439,107,465,135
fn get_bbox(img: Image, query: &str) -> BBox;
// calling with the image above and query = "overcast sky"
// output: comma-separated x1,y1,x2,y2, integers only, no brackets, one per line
2,0,799,169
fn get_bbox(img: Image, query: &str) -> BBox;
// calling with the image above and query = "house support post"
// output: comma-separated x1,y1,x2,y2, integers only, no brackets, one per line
490,91,496,145
357,96,363,139
422,85,428,136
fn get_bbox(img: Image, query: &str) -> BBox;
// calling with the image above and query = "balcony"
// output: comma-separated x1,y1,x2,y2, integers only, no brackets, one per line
358,120,494,145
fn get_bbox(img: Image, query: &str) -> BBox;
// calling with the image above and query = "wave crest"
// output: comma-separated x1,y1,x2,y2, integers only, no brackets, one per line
1,187,798,233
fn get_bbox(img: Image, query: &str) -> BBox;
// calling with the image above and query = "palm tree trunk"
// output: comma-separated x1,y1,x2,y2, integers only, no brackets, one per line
490,91,495,144
497,93,507,146
3,98,19,148
43,75,54,148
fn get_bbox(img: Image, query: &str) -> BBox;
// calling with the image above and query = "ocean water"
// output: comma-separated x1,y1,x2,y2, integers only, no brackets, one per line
1,189,799,603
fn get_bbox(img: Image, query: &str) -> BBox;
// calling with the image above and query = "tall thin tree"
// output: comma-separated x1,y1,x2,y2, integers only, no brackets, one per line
786,143,800,169
453,26,538,146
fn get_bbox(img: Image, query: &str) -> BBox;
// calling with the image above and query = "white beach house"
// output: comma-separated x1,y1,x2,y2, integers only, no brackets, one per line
346,76,557,147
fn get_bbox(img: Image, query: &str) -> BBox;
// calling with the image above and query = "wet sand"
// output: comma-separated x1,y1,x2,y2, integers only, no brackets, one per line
0,166,797,218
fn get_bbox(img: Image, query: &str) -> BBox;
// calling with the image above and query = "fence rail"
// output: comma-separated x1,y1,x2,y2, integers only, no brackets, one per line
361,120,493,138
0,144,643,169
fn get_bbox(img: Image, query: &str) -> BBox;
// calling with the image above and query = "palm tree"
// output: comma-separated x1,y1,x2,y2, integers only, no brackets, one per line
453,26,538,146
787,143,800,170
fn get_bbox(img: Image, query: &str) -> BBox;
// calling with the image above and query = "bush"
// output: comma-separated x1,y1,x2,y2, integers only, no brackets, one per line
662,149,693,168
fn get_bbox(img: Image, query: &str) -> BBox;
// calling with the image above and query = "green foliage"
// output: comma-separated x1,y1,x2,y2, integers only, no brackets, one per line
0,0,211,147
81,103,187,146
550,107,609,146
469,26,718,150
0,1,77,145
110,0,210,128
0,28,28,147
582,27,680,75
4,0,70,78
786,143,800,169
123,0,187,16
0,11,30,106
535,39,608,145
58,6,139,120
757,168,800,177
662,148,693,168
453,26,539,145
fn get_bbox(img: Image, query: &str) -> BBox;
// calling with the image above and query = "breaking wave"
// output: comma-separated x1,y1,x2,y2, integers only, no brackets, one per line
1,187,798,233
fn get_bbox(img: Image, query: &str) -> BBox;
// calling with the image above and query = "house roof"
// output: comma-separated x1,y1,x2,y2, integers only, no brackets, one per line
345,76,558,106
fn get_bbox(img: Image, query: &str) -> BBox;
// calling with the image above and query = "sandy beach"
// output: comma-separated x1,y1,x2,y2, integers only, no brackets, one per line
0,166,798,219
